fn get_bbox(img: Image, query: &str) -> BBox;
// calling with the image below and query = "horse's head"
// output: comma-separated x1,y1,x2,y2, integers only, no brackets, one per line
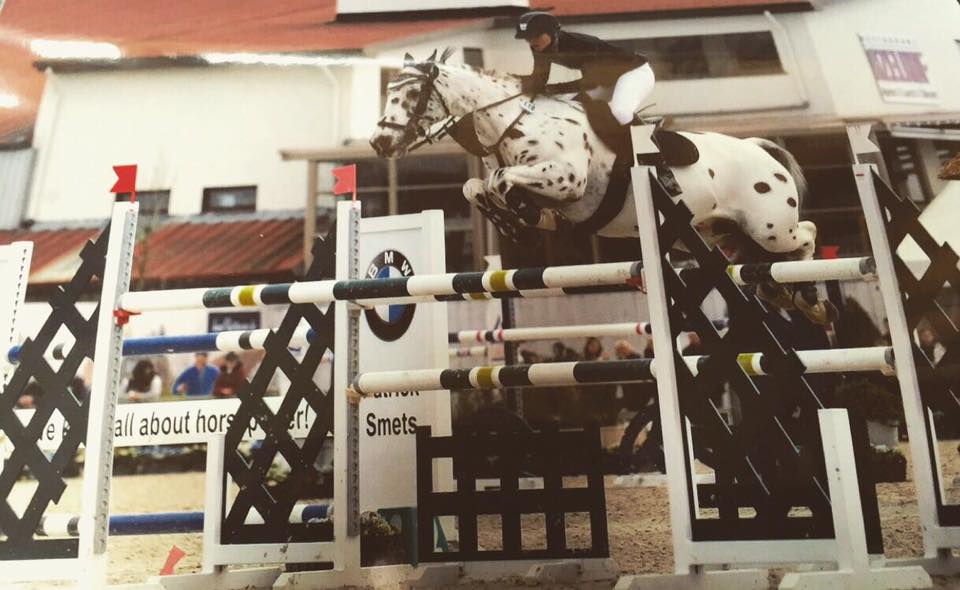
370,50,455,158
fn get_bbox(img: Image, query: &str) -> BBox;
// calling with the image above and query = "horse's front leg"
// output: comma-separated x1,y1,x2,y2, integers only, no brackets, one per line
485,161,587,206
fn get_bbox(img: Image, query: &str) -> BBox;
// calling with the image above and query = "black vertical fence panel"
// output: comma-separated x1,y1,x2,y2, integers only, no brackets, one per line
415,424,608,562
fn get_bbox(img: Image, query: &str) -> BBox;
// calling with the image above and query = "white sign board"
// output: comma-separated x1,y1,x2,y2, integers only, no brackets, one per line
860,34,938,105
11,396,316,450
355,212,453,511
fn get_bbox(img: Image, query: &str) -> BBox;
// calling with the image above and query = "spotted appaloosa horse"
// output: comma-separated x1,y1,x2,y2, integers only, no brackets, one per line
371,51,831,320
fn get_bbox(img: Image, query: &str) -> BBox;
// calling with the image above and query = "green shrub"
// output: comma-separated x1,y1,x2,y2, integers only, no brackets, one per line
833,378,901,424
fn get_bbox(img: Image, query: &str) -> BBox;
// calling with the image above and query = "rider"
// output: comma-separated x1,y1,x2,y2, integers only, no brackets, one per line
514,11,653,132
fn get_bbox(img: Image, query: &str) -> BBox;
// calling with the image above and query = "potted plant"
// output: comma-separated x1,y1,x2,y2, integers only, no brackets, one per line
833,378,907,482
833,378,901,447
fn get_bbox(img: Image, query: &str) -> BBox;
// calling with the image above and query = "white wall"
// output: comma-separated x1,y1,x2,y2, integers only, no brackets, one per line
801,0,960,119
28,65,346,222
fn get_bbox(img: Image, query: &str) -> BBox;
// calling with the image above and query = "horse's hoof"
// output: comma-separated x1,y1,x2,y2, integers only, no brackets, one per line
794,294,839,325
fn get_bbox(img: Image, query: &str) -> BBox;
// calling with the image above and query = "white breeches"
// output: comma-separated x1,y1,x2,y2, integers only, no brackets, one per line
585,63,656,125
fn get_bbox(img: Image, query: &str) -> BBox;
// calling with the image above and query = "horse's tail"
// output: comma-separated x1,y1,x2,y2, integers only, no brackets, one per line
748,138,807,201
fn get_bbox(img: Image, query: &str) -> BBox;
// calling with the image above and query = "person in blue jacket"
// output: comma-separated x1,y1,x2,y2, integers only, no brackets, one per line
173,352,220,397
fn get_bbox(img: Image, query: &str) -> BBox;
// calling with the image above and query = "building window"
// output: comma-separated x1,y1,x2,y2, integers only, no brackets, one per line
610,31,784,81
202,186,256,214
934,140,960,166
115,189,170,217
878,136,930,203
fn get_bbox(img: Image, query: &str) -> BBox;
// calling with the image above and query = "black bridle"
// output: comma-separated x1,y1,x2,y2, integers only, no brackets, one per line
378,63,528,156
377,64,455,153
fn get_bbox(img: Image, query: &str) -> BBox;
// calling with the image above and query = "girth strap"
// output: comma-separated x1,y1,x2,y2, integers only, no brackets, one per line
568,154,632,235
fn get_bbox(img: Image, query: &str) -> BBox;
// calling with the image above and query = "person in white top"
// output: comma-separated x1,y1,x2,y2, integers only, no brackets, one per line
121,359,163,403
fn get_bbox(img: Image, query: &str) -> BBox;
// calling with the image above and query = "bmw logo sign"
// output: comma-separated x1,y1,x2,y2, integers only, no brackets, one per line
364,249,416,342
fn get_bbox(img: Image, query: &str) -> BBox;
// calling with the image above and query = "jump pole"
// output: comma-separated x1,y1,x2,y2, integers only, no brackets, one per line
116,258,879,314
36,502,331,537
348,347,895,396
448,319,729,345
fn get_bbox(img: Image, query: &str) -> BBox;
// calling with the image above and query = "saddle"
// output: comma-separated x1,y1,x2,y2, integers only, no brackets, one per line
577,96,699,167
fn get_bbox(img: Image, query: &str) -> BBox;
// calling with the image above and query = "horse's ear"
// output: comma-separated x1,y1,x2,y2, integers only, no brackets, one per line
439,47,455,64
403,52,415,68
427,49,438,62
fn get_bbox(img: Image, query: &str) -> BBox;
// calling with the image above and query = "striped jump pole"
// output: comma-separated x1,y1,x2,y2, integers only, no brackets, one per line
700,346,895,377
5,326,317,366
448,319,729,345
350,358,656,396
117,257,878,314
349,346,895,396
725,256,876,286
35,502,331,537
6,328,483,365
117,262,644,313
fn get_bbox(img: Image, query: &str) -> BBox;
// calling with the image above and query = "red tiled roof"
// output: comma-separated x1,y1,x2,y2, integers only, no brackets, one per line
0,227,101,279
135,216,307,285
0,215,321,288
0,0,809,140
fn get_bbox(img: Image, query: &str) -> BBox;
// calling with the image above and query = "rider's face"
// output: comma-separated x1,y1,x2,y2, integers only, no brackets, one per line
527,33,553,52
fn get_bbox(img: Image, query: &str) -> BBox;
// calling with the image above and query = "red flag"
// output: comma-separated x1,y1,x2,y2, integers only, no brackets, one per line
159,545,186,575
332,164,357,201
111,165,138,202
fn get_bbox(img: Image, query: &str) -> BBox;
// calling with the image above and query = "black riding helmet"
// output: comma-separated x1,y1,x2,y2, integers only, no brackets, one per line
515,11,560,40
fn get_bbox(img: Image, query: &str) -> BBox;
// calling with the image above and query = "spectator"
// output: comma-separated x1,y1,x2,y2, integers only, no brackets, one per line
69,377,89,403
213,352,247,398
836,297,883,348
682,332,704,356
173,352,220,397
519,349,543,364
642,338,654,359
17,380,43,409
917,327,946,364
614,339,640,360
550,341,579,362
122,359,162,403
583,337,608,361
